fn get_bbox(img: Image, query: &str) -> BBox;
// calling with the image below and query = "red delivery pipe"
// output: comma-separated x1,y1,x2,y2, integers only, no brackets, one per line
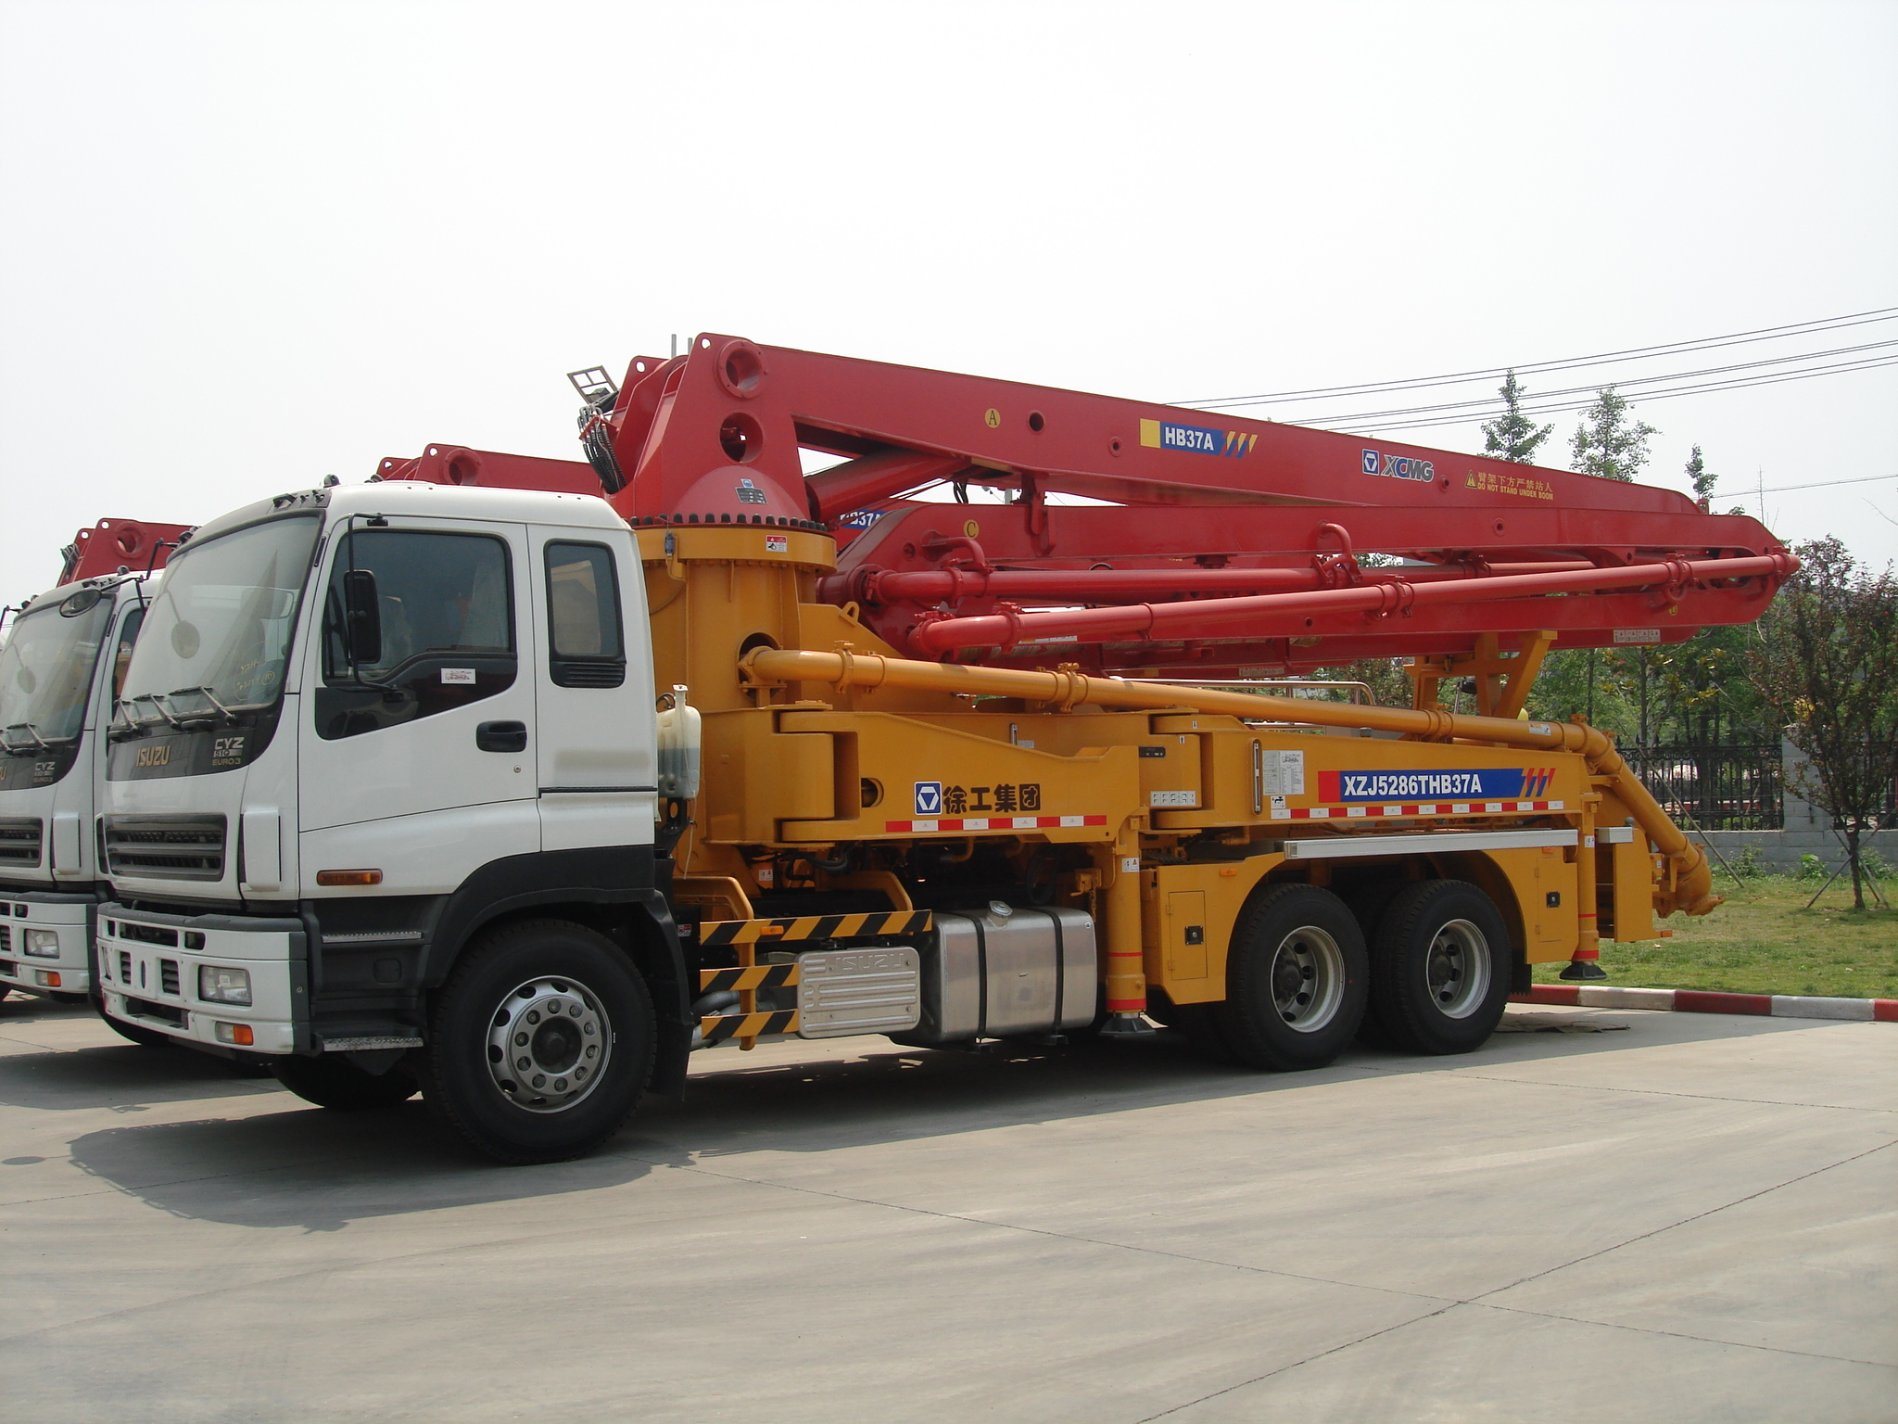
906,553,1797,655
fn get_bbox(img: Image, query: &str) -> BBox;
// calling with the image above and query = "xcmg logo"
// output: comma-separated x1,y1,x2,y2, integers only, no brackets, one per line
1360,447,1435,483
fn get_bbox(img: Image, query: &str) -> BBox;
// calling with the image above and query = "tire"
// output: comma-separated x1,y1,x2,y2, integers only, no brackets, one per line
421,919,656,1165
272,1054,420,1110
1369,879,1514,1055
1215,884,1368,1070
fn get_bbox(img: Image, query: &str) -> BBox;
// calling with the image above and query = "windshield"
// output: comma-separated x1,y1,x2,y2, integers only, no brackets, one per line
118,515,319,727
0,596,114,747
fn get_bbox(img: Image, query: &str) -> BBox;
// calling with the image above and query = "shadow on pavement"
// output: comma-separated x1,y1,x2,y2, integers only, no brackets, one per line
57,1005,1830,1233
66,1101,686,1234
0,1042,277,1112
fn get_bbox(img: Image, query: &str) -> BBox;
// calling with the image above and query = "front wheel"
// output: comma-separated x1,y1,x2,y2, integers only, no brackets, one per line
1216,884,1368,1070
421,919,656,1165
272,1054,420,1109
1369,880,1514,1055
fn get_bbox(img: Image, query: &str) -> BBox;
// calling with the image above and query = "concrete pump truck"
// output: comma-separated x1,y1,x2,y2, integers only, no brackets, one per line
92,337,1792,1162
0,519,188,1027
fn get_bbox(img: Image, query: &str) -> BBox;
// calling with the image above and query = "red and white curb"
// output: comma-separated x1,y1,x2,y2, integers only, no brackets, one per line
1513,984,1898,1023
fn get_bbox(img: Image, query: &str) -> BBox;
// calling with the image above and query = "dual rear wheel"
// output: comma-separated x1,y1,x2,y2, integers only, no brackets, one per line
1189,878,1513,1068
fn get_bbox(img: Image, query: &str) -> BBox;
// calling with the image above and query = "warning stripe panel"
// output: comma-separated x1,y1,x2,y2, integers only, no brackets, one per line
1271,801,1566,821
698,963,801,993
698,909,933,949
698,1009,798,1046
883,814,1108,833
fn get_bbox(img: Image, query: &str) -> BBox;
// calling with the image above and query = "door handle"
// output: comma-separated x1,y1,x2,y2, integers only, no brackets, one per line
476,720,528,753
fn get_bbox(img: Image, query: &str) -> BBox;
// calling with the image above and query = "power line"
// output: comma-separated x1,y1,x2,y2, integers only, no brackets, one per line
1337,354,1898,435
1280,340,1898,427
1747,472,1898,498
1176,305,1898,409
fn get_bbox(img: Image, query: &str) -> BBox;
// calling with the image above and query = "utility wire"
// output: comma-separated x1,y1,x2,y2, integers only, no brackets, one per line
1746,472,1897,497
1281,340,1898,427
1337,355,1898,435
1176,305,1898,409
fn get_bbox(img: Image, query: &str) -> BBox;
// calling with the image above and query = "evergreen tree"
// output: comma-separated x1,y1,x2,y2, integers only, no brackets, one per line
1569,387,1657,482
1481,370,1554,464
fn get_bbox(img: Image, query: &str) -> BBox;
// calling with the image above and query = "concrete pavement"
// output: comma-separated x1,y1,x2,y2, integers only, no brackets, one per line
2,993,1893,1422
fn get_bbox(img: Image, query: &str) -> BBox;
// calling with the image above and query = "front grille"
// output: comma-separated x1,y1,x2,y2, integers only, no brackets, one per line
0,925,9,955
116,921,180,948
160,959,180,996
123,995,185,1026
103,815,226,881
0,818,42,868
119,950,132,981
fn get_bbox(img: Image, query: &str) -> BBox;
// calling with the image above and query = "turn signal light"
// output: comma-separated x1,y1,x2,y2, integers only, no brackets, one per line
316,869,384,887
35,970,63,989
214,1022,255,1046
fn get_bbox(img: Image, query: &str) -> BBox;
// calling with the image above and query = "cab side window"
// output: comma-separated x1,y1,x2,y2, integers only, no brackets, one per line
545,542,625,689
111,606,146,702
317,530,515,740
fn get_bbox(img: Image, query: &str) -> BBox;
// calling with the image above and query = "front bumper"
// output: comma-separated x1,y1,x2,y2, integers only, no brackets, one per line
0,891,95,997
96,902,308,1055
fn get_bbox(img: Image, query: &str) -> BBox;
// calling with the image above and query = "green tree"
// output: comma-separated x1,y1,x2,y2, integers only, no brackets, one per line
1684,443,1716,503
1569,387,1658,482
1481,370,1554,464
1524,646,1637,740
1750,538,1898,909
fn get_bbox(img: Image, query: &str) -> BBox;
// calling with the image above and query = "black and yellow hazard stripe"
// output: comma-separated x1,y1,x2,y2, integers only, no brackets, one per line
698,1009,798,1046
697,909,932,949
698,962,801,994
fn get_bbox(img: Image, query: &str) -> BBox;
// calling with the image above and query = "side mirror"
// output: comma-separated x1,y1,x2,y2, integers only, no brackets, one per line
343,569,382,667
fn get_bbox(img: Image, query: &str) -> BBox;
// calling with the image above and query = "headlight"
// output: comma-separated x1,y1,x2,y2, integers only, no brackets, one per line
198,965,252,1006
23,929,61,958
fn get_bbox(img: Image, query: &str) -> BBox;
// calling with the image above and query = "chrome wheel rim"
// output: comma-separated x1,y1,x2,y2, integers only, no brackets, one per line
1427,918,1491,1019
484,976,612,1113
1269,927,1345,1033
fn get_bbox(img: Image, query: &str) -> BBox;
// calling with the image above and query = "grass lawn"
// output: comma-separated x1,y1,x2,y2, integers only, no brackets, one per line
1531,874,1898,999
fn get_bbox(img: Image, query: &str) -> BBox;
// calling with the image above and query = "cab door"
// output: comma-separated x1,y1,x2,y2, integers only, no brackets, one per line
297,518,540,893
530,529,658,854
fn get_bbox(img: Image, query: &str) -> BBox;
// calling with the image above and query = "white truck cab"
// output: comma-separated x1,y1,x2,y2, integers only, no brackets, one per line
95,482,685,1151
0,574,155,1008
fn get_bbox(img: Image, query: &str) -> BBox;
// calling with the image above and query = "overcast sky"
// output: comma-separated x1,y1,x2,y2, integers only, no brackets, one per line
3,0,1894,602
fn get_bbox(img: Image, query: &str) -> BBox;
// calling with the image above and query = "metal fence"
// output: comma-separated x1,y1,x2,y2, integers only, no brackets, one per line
1623,743,1785,830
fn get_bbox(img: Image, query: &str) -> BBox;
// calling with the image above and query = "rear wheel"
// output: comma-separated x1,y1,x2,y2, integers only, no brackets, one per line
422,919,656,1165
1215,884,1368,1070
272,1054,419,1110
1369,880,1513,1055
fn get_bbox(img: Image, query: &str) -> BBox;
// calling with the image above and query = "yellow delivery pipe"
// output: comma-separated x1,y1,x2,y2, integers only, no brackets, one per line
742,647,1717,918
